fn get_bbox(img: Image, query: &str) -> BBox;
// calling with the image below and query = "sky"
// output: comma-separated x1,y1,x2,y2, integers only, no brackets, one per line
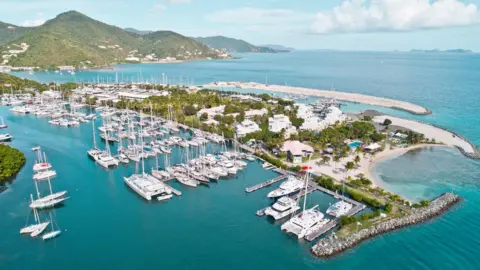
1,0,480,51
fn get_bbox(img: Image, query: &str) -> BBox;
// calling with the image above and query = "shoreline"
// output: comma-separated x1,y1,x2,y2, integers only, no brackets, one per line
204,81,431,115
311,192,461,258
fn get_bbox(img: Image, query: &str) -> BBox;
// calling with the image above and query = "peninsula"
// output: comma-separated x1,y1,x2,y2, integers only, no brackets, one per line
205,82,431,115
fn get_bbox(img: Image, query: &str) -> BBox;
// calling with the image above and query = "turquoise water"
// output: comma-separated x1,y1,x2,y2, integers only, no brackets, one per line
2,51,480,269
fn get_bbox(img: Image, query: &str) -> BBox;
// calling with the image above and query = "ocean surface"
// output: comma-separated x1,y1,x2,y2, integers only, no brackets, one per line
2,50,480,269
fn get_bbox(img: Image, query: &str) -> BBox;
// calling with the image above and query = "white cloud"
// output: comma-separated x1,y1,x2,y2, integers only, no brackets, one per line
311,0,480,34
153,4,167,11
205,7,313,25
22,19,46,27
22,12,46,27
163,0,191,3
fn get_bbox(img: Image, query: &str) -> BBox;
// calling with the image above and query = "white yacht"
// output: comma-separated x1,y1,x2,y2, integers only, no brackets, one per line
0,116,7,129
267,176,304,198
174,172,198,187
20,195,50,236
326,201,353,217
157,194,173,201
30,191,69,209
0,133,12,142
42,213,62,241
265,196,301,220
96,152,119,168
33,170,57,181
281,205,329,239
281,165,329,239
124,173,172,200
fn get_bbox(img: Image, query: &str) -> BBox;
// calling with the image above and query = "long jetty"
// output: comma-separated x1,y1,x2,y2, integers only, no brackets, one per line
245,174,289,193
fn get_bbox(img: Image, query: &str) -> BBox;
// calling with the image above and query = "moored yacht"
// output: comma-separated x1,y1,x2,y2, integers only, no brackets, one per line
267,176,304,198
124,173,172,200
326,201,353,217
0,133,12,142
264,196,301,220
280,205,329,239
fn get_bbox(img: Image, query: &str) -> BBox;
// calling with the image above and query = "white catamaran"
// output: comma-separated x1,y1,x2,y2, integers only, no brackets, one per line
281,163,329,239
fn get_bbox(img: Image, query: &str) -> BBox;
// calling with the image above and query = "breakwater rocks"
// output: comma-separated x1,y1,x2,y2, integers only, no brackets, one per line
311,193,460,258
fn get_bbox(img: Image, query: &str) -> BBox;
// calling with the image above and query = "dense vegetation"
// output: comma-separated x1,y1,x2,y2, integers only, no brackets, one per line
195,36,277,53
4,11,225,68
0,22,31,45
0,145,26,184
0,72,49,93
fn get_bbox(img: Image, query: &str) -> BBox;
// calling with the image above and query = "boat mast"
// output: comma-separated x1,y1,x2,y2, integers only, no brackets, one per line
92,119,97,149
302,155,312,213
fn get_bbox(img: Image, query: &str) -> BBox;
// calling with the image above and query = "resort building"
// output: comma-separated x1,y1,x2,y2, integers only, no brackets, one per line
235,120,261,138
117,92,150,101
268,114,297,138
281,140,314,164
196,105,225,120
364,143,381,153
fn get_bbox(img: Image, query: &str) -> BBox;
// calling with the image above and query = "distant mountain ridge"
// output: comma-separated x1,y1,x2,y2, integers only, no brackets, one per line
409,49,474,53
259,44,294,52
124,28,153,35
194,36,279,53
0,11,229,69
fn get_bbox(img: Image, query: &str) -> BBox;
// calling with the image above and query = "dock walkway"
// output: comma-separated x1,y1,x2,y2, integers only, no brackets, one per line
245,174,289,193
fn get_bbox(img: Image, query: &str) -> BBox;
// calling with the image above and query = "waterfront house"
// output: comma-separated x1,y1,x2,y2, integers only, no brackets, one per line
196,105,225,120
235,120,261,138
268,114,297,138
281,140,314,164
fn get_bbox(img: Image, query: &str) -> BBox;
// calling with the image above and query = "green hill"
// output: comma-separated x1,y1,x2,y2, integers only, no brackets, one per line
2,11,228,69
195,36,277,53
0,72,48,92
0,22,30,45
124,28,153,35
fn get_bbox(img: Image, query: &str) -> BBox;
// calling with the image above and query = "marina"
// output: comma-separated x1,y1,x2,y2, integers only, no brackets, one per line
0,49,478,269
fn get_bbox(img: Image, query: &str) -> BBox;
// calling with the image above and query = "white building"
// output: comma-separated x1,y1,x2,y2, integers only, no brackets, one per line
298,105,346,131
281,140,314,164
196,105,225,119
125,56,140,62
235,120,261,138
268,114,297,138
117,91,150,101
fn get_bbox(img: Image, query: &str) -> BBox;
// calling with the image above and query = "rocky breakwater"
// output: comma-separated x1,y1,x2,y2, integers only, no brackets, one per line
311,193,461,258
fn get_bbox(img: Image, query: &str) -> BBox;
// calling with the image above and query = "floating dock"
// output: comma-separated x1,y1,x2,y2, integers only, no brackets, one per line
245,174,289,193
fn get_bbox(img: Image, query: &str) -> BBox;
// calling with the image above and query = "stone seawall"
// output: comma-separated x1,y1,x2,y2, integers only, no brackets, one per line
311,193,460,258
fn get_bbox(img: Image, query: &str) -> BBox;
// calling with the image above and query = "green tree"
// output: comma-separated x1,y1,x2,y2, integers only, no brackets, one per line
322,155,331,164
199,113,209,121
236,110,246,123
354,155,361,166
383,118,392,126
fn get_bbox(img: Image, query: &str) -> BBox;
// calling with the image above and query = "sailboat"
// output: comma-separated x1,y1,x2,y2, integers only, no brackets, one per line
124,126,172,200
42,212,62,240
20,194,50,236
0,116,7,129
87,119,102,159
151,152,170,180
33,151,57,180
95,129,119,169
281,159,329,239
30,150,69,209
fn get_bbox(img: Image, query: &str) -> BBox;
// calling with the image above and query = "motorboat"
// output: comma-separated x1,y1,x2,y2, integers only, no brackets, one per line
0,133,12,142
326,201,353,217
281,205,329,239
267,176,304,198
265,196,301,220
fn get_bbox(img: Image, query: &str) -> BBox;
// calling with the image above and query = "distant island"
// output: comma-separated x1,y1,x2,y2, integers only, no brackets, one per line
259,44,294,52
409,49,474,53
0,11,231,70
194,36,285,53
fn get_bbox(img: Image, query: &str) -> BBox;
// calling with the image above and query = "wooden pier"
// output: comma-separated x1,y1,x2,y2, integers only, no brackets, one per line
245,174,289,193
169,186,182,196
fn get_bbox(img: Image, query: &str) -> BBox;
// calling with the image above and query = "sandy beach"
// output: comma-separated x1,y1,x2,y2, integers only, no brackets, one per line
372,115,475,154
205,81,431,115
307,144,447,188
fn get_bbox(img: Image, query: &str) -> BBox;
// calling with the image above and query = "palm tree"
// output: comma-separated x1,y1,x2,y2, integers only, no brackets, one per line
345,161,355,180
333,155,340,172
322,155,331,165
354,155,361,167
